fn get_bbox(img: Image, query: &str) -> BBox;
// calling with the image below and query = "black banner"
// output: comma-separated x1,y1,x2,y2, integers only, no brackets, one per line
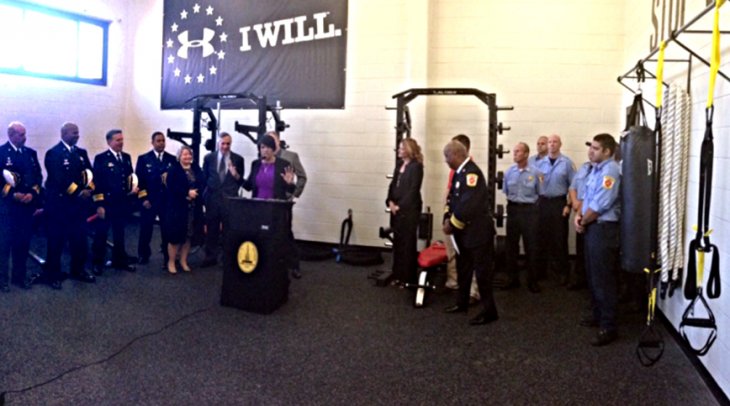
161,0,347,109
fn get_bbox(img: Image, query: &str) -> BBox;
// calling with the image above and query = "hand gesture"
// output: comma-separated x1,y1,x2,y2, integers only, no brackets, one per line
228,161,239,180
574,215,584,234
142,200,152,209
79,189,91,199
388,201,399,215
97,206,106,220
281,166,295,185
188,188,198,200
442,219,453,235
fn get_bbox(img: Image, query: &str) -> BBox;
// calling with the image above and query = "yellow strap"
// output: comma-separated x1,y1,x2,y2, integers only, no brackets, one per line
656,41,666,108
697,250,705,289
707,0,726,108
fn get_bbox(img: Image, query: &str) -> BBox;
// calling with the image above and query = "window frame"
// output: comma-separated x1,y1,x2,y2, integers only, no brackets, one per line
0,0,110,86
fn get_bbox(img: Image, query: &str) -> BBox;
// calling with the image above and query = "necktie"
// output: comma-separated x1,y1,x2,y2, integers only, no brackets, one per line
218,155,226,181
116,153,122,163
158,153,163,162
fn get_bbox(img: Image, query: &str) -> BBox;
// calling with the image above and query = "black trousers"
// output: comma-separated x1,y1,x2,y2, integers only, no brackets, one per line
571,232,586,285
92,200,130,268
455,235,497,315
537,197,570,279
505,203,539,284
391,209,419,284
46,202,88,281
585,222,620,331
138,202,167,262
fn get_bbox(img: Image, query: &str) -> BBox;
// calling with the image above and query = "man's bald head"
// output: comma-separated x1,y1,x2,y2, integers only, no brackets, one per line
444,140,467,170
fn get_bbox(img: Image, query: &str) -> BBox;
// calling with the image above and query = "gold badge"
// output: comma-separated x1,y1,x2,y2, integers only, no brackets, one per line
237,241,259,274
466,173,478,187
603,176,615,190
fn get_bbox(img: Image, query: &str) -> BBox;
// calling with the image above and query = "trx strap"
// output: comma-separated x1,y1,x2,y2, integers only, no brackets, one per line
636,45,665,366
335,209,353,262
681,0,723,356
637,267,664,366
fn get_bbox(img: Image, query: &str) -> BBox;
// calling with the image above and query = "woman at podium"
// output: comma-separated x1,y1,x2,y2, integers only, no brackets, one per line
162,146,204,274
242,135,295,198
386,138,424,288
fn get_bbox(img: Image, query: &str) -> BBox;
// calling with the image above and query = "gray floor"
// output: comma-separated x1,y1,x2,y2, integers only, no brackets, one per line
0,241,721,405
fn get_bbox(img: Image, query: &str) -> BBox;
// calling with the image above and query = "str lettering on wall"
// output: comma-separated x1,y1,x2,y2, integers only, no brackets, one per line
650,0,686,50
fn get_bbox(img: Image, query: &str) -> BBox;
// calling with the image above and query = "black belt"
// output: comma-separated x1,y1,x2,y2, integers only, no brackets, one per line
507,201,536,207
540,195,566,201
596,220,618,225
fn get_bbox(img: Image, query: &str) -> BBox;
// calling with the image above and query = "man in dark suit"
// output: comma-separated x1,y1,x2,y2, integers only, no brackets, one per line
0,121,43,292
136,131,176,266
442,139,498,326
91,129,137,274
201,132,244,267
44,122,97,289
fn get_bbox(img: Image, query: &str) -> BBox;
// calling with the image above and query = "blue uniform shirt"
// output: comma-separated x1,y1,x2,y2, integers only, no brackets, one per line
503,164,540,203
537,153,575,197
528,154,545,167
569,161,593,201
582,158,621,222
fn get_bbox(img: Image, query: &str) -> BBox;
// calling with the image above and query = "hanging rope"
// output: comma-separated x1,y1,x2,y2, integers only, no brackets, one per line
681,0,724,357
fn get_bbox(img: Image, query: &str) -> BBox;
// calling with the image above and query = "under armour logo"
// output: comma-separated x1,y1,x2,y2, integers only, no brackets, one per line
177,28,216,59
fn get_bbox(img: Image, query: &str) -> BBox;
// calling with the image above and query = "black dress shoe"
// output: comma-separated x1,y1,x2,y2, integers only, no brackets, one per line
71,272,96,283
469,311,499,325
92,265,104,276
0,284,9,293
591,329,618,346
291,269,302,279
528,282,542,293
444,304,468,313
50,280,63,290
579,317,599,328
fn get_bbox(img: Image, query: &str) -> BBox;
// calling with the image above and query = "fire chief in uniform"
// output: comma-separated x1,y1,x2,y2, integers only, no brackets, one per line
135,131,176,266
0,121,43,291
91,129,137,274
442,140,498,325
44,122,96,289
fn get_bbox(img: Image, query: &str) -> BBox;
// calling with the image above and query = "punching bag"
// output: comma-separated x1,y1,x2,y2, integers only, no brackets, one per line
620,93,658,273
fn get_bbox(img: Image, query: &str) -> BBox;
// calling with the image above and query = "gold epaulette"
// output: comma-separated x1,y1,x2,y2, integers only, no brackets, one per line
92,193,104,202
66,182,78,195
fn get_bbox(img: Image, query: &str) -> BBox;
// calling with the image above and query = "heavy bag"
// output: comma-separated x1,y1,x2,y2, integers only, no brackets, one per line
620,94,658,273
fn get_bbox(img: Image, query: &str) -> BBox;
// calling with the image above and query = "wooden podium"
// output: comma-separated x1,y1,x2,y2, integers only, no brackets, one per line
220,197,293,314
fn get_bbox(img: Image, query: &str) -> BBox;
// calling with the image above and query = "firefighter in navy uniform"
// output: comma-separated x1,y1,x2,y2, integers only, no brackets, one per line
91,129,137,274
44,122,97,289
0,122,43,292
135,131,176,266
441,140,498,325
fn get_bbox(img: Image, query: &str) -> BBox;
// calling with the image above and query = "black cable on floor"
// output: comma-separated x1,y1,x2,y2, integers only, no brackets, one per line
0,305,214,405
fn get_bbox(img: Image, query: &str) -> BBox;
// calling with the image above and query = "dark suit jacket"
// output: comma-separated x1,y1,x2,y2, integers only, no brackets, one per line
202,151,244,202
243,157,296,200
444,159,494,248
92,150,134,208
136,150,176,205
0,142,42,215
387,160,423,213
163,162,204,245
44,142,94,216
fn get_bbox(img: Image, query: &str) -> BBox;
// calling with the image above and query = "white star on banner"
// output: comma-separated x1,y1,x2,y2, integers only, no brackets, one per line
171,23,178,32
166,39,173,48
167,55,175,64
209,66,217,75
217,50,225,60
193,3,201,13
184,74,192,84
174,68,181,77
197,74,205,83
215,16,223,26
219,32,228,42
181,9,188,19
206,5,214,15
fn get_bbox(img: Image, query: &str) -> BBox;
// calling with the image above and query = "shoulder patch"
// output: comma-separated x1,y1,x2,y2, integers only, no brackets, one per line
466,173,478,187
602,175,615,190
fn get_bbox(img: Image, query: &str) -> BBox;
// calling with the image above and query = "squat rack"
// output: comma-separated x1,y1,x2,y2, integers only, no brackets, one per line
388,88,513,227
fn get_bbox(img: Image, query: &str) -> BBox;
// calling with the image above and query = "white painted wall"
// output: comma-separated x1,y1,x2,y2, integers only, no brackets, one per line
621,0,729,396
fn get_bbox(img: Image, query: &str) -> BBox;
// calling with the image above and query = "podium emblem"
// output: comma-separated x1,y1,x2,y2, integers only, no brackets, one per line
237,241,259,273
